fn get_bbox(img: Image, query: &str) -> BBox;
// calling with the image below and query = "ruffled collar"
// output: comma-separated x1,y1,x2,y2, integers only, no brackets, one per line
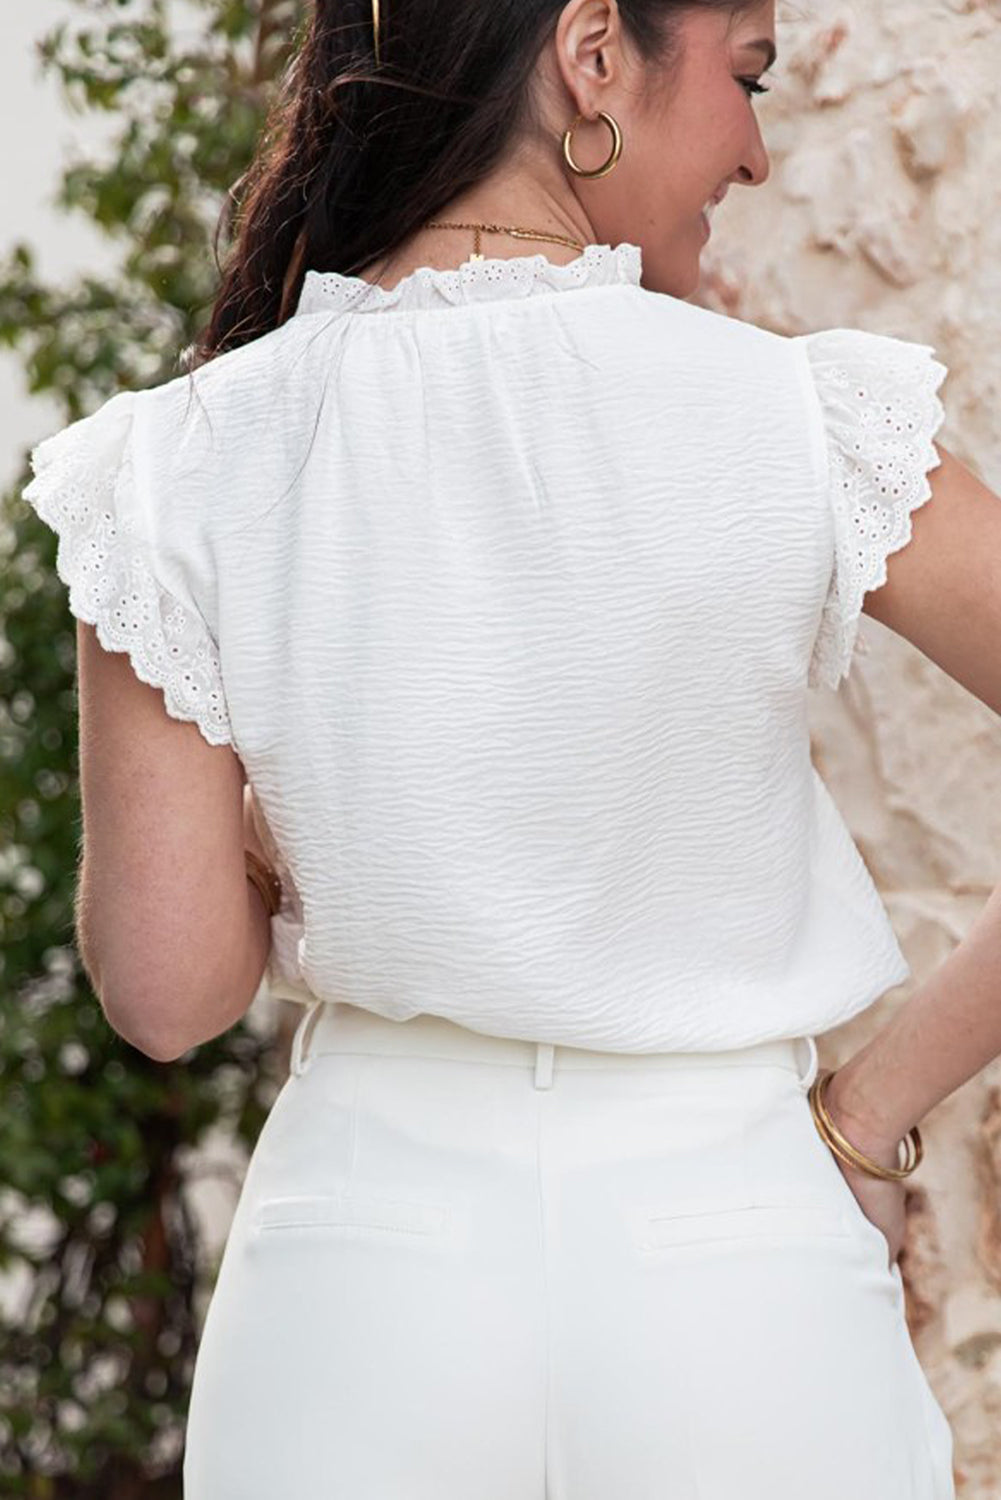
294,242,642,318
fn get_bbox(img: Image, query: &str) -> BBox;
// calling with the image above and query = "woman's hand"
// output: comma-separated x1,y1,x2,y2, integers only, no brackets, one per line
243,780,282,874
820,1075,910,1269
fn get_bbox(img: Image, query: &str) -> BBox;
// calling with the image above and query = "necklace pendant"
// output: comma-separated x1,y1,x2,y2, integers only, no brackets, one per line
468,252,485,261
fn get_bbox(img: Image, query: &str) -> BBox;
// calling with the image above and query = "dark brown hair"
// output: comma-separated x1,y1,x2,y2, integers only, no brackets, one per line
188,0,762,369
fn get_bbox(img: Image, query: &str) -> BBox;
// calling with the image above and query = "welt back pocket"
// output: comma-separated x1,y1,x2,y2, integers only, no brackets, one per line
252,1191,452,1239
635,1199,853,1252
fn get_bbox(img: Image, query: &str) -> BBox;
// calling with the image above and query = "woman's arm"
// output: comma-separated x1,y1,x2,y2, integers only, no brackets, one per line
861,441,1001,716
826,880,1001,1146
826,440,1001,1144
74,618,269,1061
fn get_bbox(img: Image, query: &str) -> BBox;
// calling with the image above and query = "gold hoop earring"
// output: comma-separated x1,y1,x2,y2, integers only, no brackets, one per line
561,110,623,179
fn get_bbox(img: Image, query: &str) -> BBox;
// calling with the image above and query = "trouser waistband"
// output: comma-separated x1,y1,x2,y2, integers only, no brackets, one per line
288,999,820,1094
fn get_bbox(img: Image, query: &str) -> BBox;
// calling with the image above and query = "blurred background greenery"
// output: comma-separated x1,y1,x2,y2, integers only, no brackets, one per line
0,3,305,1493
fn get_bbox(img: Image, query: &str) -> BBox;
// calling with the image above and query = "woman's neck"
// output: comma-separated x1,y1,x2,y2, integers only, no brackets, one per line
353,170,597,290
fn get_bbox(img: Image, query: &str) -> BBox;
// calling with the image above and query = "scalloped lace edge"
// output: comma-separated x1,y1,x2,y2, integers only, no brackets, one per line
295,242,643,317
23,400,234,748
806,336,949,692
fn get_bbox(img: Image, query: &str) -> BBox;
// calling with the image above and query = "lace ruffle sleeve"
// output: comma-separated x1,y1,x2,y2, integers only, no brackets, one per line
797,327,949,691
22,389,234,748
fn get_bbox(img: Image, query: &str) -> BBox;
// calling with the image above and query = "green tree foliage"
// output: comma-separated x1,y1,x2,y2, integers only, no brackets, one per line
0,2,305,1493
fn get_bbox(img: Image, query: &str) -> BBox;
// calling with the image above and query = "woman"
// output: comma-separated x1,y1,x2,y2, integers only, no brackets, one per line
21,0,1001,1493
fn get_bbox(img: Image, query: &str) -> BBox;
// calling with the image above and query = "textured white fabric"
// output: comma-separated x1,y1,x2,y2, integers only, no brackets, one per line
793,327,949,691
22,389,232,745
182,1002,956,1500
21,242,949,1050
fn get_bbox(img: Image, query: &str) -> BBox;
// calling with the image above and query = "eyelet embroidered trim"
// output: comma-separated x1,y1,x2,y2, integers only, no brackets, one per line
801,328,949,691
23,392,234,748
294,241,643,318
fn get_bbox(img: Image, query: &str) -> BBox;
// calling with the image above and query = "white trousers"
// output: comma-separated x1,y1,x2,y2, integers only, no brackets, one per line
182,1000,956,1499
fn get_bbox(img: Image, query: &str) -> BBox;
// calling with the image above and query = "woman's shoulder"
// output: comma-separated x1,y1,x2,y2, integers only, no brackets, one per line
617,284,801,392
626,282,792,351
151,312,315,411
127,313,324,468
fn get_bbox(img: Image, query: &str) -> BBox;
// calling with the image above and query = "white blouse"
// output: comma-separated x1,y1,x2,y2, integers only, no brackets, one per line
22,241,949,1052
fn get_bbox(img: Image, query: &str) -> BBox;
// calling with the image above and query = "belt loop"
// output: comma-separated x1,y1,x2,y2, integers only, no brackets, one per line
290,998,324,1077
797,1035,819,1094
533,1042,555,1090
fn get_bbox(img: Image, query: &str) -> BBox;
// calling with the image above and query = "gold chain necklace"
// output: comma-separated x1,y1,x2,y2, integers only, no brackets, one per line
422,220,588,260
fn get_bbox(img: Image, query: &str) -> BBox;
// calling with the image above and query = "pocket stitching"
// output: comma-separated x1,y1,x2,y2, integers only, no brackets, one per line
252,1192,451,1237
637,1199,853,1251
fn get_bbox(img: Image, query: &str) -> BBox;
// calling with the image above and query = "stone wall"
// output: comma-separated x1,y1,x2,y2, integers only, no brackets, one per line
694,3,1001,1491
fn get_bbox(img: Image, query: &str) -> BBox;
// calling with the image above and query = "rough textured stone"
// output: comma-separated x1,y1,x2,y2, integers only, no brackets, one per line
695,3,1001,1489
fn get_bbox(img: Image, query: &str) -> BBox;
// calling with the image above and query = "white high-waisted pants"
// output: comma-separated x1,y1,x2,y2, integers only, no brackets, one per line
182,1000,956,1499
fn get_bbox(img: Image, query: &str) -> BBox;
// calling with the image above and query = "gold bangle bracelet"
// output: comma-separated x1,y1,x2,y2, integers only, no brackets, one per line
244,848,283,920
808,1069,923,1181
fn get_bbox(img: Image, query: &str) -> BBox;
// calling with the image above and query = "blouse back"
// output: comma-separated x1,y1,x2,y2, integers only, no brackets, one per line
22,242,948,1051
